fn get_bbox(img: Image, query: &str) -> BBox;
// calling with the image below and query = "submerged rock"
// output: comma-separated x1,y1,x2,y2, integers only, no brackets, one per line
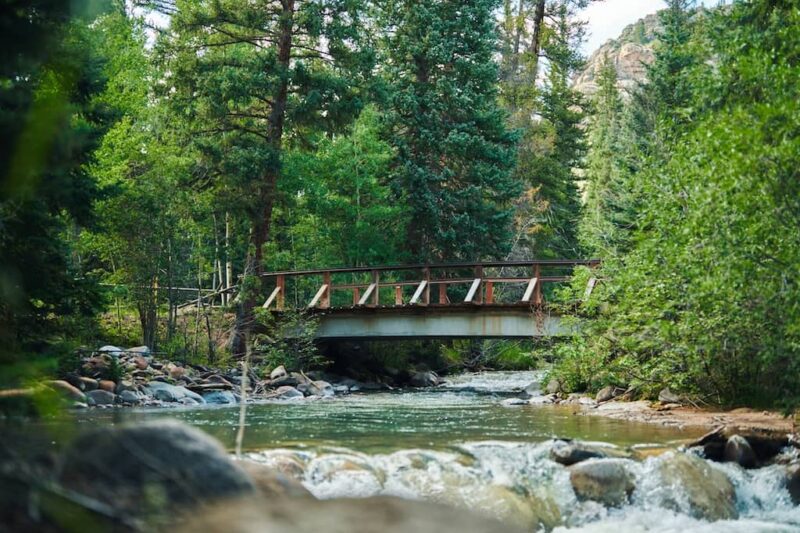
569,458,635,506
409,371,440,388
724,434,757,469
551,440,610,466
656,451,737,520
57,420,255,518
786,463,800,505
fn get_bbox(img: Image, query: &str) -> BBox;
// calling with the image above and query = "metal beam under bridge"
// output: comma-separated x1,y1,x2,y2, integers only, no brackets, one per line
312,306,573,339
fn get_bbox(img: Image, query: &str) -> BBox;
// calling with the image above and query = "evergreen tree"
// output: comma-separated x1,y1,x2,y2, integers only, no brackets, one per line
159,0,374,352
383,0,519,262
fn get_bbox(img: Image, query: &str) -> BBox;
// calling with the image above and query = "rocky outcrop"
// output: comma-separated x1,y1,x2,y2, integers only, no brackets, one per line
573,13,659,97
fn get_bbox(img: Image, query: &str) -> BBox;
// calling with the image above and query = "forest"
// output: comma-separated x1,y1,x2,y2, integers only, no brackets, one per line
2,0,799,408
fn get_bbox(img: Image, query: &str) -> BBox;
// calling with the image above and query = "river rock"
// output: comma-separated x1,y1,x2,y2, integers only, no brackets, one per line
78,376,99,391
551,440,611,466
46,380,86,402
502,398,530,406
596,386,625,403
656,451,737,520
270,365,288,380
97,345,124,357
115,380,137,394
118,390,142,404
658,387,681,404
307,380,334,398
409,371,440,388
270,386,304,400
132,355,149,370
520,382,540,398
569,458,635,506
724,434,757,469
86,389,116,405
269,374,301,388
167,363,187,380
237,461,311,498
204,390,237,404
545,379,562,395
57,420,255,517
127,345,150,355
146,381,205,404
98,379,116,392
175,495,521,533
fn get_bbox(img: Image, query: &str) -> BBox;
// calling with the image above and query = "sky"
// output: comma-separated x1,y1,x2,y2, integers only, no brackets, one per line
580,0,721,54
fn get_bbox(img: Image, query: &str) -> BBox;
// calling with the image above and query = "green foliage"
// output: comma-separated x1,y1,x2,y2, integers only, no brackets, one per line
383,0,520,261
562,0,800,407
253,310,327,372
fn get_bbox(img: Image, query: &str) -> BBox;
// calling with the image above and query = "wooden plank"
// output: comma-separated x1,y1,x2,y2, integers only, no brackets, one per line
473,267,483,304
465,278,482,303
358,283,376,306
521,278,538,303
371,270,380,306
439,283,449,304
262,286,281,309
352,287,360,306
584,277,598,301
533,264,542,305
394,285,403,306
308,284,329,308
322,272,331,309
409,280,428,305
422,267,430,304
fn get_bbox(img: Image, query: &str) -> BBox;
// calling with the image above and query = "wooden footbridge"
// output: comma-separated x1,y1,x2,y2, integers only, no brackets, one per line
260,260,600,339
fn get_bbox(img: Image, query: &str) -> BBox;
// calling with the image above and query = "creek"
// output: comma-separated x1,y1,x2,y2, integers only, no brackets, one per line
24,371,800,531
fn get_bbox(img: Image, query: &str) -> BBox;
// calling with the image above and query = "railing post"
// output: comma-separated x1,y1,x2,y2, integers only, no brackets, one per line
422,267,430,305
395,285,403,306
371,270,379,307
533,264,542,306
473,266,483,304
485,280,494,304
322,271,331,309
277,275,285,310
353,287,360,306
439,283,448,304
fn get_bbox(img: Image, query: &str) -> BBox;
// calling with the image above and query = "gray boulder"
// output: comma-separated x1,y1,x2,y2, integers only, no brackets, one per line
57,420,255,518
146,381,205,404
204,390,238,405
545,379,561,395
127,345,150,355
656,451,737,520
569,458,635,506
409,371,440,388
724,435,757,469
658,387,681,404
86,389,116,406
552,440,612,466
118,390,143,404
97,345,124,357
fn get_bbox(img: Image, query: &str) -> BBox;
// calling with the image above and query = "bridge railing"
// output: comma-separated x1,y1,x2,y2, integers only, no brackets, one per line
260,260,600,311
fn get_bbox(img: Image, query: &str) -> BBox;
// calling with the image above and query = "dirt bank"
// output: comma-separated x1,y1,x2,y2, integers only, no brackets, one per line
579,400,794,436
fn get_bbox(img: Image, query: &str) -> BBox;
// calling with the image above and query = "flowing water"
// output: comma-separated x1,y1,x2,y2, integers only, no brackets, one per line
20,371,800,531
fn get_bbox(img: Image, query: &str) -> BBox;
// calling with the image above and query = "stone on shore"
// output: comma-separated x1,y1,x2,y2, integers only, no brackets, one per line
145,381,205,404
569,458,635,506
118,390,142,404
270,365,288,380
203,390,237,404
97,345,124,357
98,380,116,393
545,379,561,395
86,389,116,405
269,386,304,400
658,388,681,404
308,380,334,398
57,420,255,517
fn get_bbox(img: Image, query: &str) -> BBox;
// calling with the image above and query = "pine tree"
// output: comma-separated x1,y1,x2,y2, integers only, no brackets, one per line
383,0,519,262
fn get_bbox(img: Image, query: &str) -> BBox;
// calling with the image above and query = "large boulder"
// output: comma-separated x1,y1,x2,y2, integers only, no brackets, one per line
118,390,143,405
98,380,116,393
57,420,255,518
409,371,440,388
569,458,635,506
175,495,523,533
545,379,561,395
656,451,737,520
127,346,150,355
97,345,124,357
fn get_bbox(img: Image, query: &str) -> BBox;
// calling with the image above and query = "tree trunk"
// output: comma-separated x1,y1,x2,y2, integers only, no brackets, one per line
225,211,232,306
230,0,295,357
529,0,546,83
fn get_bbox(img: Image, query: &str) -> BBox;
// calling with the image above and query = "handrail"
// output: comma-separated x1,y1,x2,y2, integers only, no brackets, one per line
260,259,600,278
